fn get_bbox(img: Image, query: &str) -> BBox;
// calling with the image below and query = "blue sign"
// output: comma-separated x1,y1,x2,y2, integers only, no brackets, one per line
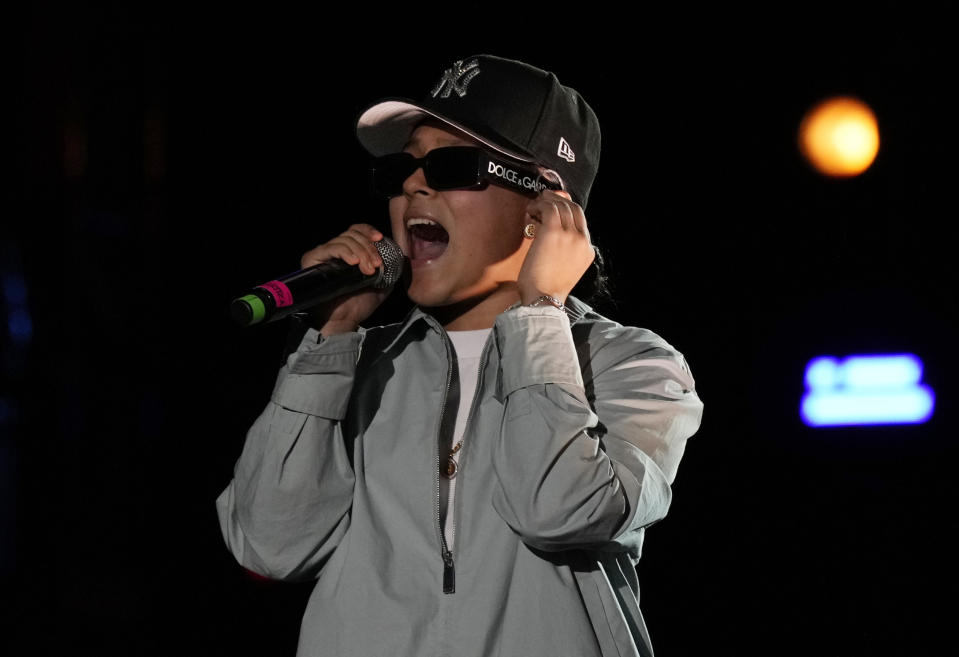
801,354,935,426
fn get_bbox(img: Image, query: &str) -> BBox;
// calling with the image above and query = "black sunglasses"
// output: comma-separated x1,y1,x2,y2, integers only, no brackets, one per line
371,146,562,198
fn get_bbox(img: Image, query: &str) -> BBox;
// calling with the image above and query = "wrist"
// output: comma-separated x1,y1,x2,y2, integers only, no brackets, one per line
319,319,360,336
518,285,567,307
521,294,566,312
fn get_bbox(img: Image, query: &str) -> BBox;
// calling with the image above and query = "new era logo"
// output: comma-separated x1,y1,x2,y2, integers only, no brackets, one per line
431,58,481,99
557,138,575,163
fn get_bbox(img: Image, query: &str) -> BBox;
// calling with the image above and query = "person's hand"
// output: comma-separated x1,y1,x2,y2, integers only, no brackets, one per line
517,191,595,305
300,224,393,335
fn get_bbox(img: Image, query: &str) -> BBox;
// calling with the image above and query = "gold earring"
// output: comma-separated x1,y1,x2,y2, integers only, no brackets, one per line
523,223,537,239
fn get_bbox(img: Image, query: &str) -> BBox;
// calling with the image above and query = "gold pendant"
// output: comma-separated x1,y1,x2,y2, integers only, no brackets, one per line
442,441,463,479
443,457,458,479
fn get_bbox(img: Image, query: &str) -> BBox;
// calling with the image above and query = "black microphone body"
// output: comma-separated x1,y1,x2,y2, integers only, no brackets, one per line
231,237,405,326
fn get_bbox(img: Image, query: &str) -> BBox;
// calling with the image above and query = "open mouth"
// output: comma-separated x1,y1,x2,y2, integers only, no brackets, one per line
407,218,449,263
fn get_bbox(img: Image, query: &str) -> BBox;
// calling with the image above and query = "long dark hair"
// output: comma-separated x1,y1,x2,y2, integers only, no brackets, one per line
571,243,613,310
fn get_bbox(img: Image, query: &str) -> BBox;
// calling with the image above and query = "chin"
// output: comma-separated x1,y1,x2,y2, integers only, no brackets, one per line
405,276,452,309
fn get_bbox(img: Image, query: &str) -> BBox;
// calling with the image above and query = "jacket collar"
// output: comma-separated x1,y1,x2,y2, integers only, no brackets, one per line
381,305,437,354
381,295,593,354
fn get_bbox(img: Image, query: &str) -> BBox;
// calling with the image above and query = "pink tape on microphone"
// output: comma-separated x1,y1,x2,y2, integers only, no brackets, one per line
257,280,294,308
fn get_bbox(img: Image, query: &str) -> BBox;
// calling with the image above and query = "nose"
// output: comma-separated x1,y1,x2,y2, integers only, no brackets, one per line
401,164,434,197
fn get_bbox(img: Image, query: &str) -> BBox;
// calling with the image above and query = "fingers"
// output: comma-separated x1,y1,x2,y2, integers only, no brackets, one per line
518,192,596,303
527,192,589,239
302,224,385,275
298,224,392,333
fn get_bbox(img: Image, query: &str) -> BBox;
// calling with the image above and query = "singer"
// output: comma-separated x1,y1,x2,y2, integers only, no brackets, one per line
216,55,703,657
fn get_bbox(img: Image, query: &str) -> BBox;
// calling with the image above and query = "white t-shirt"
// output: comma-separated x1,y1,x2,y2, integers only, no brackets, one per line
444,328,491,550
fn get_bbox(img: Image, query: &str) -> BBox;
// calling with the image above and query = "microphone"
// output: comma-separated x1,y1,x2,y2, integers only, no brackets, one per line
230,237,406,326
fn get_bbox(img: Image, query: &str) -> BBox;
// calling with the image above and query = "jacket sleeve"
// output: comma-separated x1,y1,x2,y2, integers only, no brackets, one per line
215,329,361,580
489,306,703,552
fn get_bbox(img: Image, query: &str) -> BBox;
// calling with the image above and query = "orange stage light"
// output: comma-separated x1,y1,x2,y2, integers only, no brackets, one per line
799,96,880,177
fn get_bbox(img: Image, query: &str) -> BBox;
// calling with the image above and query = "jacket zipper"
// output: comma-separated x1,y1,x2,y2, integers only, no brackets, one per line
436,333,455,594
435,329,494,595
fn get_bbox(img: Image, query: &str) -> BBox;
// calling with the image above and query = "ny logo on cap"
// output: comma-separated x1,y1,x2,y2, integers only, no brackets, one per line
557,138,576,163
431,58,481,99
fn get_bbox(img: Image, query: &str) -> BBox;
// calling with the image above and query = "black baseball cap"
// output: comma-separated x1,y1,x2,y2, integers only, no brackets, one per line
356,54,601,208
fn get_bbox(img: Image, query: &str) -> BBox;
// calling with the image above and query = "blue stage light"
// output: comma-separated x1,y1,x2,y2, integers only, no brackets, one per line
8,308,33,342
801,354,935,426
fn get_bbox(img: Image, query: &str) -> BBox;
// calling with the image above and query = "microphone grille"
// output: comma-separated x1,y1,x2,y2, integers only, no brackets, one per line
373,237,406,288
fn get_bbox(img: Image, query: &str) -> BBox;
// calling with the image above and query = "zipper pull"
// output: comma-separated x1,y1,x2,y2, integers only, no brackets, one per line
442,548,455,594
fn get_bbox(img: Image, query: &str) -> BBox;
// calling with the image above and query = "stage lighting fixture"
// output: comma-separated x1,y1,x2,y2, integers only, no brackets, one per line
799,97,880,177
801,354,934,426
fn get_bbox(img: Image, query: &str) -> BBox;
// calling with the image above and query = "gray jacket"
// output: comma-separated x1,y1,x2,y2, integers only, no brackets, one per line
217,297,703,657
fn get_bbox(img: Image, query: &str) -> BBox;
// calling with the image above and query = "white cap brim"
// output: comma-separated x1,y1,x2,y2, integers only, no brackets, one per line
356,99,535,163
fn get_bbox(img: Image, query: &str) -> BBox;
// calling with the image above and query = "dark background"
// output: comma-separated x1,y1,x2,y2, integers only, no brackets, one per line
6,5,957,656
